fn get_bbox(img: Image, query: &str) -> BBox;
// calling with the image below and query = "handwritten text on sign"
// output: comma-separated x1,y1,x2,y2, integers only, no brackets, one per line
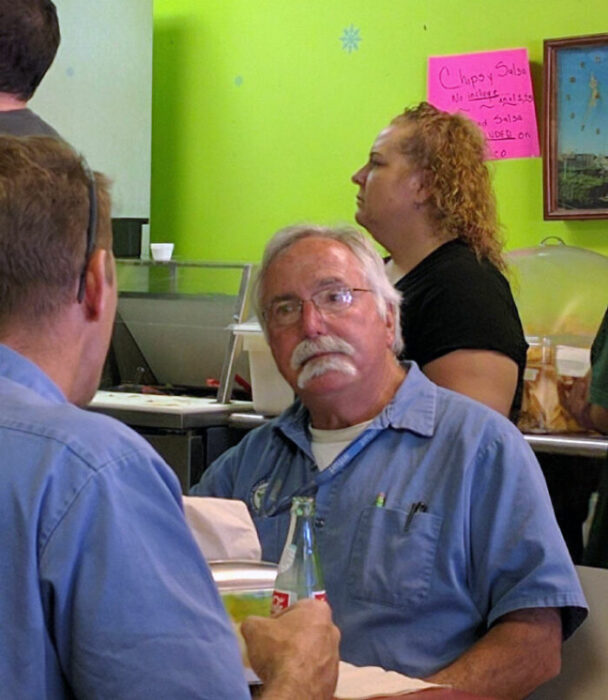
427,48,539,160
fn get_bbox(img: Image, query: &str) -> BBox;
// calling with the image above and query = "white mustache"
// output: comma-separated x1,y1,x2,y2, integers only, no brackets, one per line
297,355,356,389
290,335,355,370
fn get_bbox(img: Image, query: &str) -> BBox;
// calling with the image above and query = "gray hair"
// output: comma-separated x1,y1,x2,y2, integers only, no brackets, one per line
254,223,404,355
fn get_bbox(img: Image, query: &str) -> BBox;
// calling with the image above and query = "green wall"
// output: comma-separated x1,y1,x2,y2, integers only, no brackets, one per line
151,1,608,263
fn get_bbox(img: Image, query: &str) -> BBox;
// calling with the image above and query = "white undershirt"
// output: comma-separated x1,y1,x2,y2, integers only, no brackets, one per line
309,419,373,470
384,258,407,284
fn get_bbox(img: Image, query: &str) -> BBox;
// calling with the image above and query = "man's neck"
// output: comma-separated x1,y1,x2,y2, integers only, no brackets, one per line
305,360,406,430
1,313,93,406
0,93,28,111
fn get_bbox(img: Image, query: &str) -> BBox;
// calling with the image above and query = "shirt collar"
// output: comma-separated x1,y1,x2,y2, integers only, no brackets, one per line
0,343,67,404
378,361,437,437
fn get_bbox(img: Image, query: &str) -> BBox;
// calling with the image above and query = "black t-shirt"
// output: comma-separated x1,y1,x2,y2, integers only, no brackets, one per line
394,239,528,420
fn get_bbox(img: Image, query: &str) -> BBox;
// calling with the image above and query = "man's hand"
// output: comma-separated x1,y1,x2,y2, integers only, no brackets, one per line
561,371,608,433
241,598,340,700
561,371,593,428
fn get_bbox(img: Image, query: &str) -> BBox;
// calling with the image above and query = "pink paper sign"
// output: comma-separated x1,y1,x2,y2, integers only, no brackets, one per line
427,48,539,160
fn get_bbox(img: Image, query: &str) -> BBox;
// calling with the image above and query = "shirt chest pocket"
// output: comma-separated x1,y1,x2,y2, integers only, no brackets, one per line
347,506,442,608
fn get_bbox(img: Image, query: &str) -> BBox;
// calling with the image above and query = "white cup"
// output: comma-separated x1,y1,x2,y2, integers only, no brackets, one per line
150,242,174,261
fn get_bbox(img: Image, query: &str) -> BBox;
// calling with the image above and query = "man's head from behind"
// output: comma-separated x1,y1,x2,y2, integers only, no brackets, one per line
255,224,403,403
0,135,112,333
0,0,60,102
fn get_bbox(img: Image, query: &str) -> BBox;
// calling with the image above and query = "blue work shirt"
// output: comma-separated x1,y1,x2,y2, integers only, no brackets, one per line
0,344,249,699
194,362,588,678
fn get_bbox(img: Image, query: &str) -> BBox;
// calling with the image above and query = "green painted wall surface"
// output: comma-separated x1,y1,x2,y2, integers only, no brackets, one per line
151,1,608,263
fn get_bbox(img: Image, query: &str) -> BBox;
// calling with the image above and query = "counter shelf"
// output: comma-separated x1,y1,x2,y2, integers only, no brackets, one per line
523,433,608,459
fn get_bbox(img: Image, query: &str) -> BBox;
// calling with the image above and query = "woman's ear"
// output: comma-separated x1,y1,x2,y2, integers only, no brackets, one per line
412,169,432,206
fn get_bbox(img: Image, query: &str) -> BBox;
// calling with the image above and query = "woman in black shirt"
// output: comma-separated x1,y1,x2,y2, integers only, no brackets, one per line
352,102,527,420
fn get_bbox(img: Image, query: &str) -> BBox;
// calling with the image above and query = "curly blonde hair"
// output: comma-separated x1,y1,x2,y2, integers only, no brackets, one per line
392,102,505,271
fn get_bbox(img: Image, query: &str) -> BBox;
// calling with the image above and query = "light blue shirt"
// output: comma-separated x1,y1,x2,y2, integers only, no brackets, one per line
194,362,588,678
0,344,249,699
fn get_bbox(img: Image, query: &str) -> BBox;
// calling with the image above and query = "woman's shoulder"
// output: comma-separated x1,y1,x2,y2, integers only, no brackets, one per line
399,240,509,298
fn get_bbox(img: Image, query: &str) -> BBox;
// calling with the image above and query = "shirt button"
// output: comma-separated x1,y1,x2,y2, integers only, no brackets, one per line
315,518,325,528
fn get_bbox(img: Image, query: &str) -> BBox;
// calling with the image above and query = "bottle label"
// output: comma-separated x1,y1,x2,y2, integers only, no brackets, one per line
271,589,292,613
271,588,327,614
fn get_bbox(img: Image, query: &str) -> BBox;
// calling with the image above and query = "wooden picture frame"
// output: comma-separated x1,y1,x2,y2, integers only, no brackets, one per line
543,33,608,220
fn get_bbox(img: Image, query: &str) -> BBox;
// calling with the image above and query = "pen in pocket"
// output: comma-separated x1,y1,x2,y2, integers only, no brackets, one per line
405,501,427,530
374,492,386,508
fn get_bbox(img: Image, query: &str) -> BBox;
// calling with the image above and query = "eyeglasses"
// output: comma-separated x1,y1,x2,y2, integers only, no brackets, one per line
263,285,371,327
76,162,98,303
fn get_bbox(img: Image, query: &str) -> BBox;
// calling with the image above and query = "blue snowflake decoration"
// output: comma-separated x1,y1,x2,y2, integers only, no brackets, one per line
340,24,361,53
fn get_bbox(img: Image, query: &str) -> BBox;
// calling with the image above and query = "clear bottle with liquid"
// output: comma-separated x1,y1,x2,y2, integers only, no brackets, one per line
271,496,326,614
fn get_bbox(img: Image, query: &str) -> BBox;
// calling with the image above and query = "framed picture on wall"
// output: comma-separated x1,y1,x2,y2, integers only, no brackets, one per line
543,33,608,220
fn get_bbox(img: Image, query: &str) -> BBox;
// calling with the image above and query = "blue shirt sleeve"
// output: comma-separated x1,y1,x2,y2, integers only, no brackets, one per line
40,448,250,699
468,433,588,639
191,447,237,498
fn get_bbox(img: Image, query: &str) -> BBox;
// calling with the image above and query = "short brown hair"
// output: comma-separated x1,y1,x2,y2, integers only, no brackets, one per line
392,102,505,271
0,0,60,100
0,135,111,328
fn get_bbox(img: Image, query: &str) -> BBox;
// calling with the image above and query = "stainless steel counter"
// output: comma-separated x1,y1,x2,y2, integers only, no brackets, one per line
227,412,608,459
228,411,269,429
90,392,253,430
523,433,608,458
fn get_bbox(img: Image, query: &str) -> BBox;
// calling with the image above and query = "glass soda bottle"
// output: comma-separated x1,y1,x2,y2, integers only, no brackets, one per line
271,496,326,614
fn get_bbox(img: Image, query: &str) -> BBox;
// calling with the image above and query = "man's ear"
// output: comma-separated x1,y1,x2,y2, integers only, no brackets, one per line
384,303,397,349
82,249,111,320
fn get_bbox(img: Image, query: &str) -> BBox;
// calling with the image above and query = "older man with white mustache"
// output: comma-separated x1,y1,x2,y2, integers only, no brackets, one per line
250,225,406,431
192,224,586,700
